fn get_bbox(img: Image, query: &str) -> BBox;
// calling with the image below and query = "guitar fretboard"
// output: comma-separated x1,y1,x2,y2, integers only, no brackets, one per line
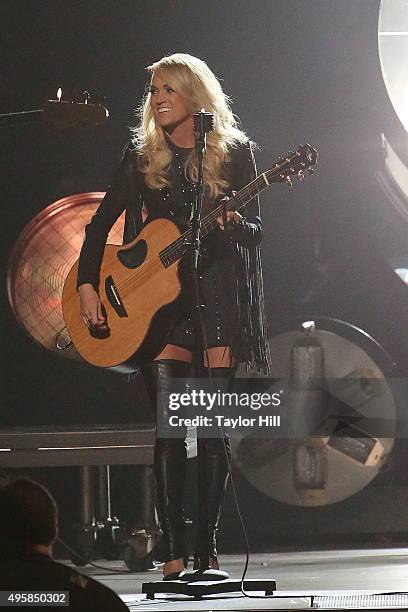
159,172,270,267
159,145,316,267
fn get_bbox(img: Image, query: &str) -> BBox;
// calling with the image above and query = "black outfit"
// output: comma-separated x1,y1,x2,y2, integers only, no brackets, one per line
77,137,270,568
77,138,271,372
0,553,128,611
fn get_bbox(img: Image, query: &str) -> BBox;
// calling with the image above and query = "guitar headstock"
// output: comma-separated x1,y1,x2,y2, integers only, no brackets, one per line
266,144,318,186
43,89,109,131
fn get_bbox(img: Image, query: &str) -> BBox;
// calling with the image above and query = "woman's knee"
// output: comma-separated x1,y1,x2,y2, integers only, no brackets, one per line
155,344,193,363
204,346,236,368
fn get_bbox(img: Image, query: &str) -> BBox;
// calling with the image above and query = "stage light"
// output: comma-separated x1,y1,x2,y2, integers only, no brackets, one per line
378,0,408,134
395,267,408,284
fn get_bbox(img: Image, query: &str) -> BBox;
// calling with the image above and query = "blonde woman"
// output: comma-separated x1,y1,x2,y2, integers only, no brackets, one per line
77,53,270,580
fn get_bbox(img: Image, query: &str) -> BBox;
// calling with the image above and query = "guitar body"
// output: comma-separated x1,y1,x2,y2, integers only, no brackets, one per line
62,218,183,372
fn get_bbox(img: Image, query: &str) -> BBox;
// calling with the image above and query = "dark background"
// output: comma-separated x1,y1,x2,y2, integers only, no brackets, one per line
1,0,408,550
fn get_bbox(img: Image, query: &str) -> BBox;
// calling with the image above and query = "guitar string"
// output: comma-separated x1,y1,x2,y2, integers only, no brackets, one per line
89,196,247,315
157,150,310,262
109,182,262,297
72,190,260,353
109,163,284,296
104,156,309,297
95,184,259,303
73,155,313,350
71,192,264,352
110,148,310,294
71,195,239,350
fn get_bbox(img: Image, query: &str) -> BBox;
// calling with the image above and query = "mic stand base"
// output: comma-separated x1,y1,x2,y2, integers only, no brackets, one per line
142,578,276,600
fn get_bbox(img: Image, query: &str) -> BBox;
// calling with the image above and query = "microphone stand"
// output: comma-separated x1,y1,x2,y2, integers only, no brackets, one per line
191,111,213,273
190,110,214,372
190,111,214,572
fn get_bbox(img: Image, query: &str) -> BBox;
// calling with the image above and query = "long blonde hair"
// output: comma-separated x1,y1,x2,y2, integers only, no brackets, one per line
131,53,247,201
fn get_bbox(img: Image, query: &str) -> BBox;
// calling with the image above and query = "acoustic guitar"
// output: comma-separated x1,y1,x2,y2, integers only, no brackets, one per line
62,144,318,372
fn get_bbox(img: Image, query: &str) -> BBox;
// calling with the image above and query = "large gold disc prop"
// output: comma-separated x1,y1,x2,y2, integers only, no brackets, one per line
7,192,124,360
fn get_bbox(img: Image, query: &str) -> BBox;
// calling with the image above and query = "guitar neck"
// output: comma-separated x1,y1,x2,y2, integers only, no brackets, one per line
159,173,270,267
158,143,317,267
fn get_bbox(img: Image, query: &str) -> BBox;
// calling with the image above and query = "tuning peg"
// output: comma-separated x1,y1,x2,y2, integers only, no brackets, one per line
307,167,314,175
286,175,293,188
82,90,90,104
297,171,305,181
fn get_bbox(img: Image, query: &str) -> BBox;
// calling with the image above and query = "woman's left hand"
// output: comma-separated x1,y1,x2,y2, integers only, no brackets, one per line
216,194,242,230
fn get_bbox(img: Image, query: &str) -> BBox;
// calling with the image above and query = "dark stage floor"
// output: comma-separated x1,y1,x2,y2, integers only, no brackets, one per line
62,548,408,610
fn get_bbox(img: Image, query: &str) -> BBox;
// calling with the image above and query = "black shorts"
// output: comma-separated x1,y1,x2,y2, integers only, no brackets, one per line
166,258,235,350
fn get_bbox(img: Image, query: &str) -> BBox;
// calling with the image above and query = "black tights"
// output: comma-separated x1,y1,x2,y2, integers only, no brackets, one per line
142,359,233,563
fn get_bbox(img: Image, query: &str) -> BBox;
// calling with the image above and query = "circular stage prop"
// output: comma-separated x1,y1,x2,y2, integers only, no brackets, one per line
233,320,396,507
7,192,124,359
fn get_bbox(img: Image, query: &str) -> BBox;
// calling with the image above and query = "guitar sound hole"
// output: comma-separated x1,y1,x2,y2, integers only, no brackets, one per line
118,239,147,269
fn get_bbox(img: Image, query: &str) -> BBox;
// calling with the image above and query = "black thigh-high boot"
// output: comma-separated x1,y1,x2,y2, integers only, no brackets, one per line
141,359,192,566
190,367,235,580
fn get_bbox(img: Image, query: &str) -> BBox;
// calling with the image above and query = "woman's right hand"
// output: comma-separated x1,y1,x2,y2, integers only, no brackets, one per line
78,283,106,328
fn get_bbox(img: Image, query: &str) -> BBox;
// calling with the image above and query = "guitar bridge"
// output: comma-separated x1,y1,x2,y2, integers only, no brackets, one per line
105,275,128,317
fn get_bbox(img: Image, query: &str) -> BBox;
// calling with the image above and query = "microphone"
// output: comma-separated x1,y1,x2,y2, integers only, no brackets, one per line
193,110,214,157
191,111,213,269
193,110,215,135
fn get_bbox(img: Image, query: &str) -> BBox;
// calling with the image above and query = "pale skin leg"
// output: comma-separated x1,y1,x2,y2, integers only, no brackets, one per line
154,344,234,575
154,344,235,367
